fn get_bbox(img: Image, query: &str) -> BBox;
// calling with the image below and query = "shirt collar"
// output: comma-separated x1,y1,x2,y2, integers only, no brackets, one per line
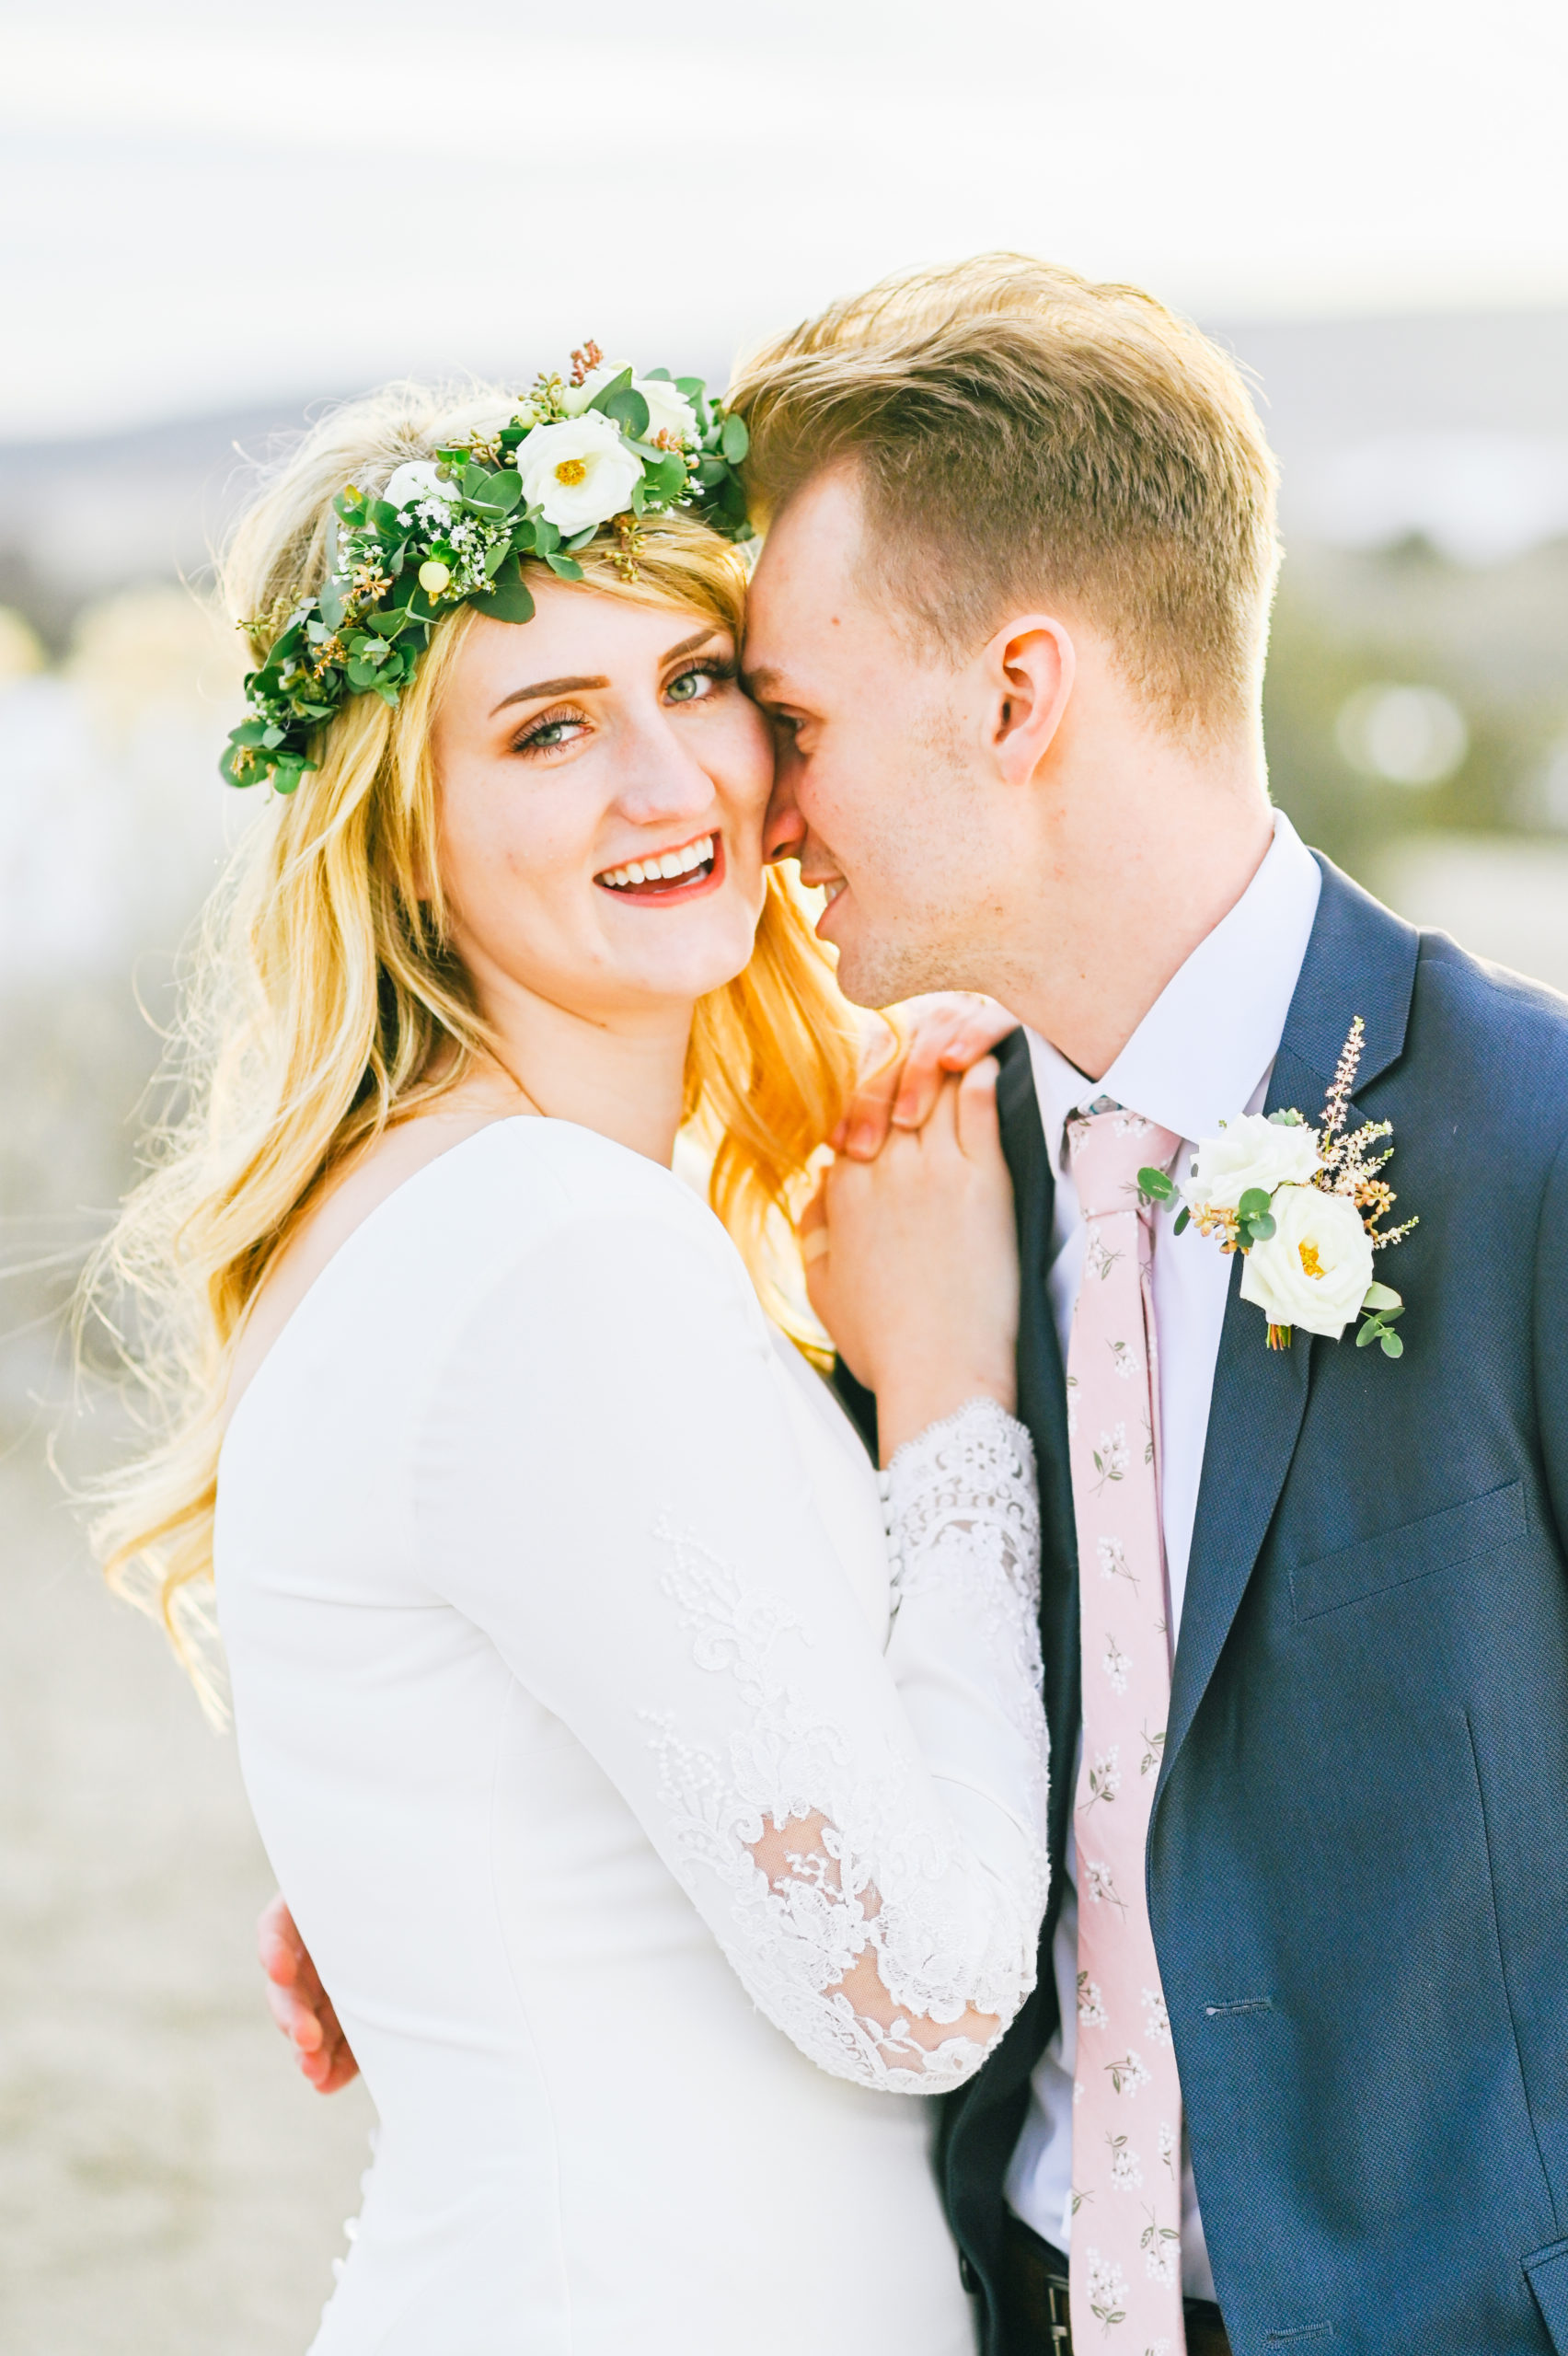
1026,809,1322,1163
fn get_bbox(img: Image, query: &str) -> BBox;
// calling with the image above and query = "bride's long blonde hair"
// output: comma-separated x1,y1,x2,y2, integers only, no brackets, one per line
83,380,859,1704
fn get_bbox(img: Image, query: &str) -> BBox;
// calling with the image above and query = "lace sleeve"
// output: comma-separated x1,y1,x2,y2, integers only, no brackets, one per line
416,1207,1051,2096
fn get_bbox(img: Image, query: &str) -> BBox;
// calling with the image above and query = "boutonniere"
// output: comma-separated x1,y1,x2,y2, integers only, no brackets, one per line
1138,1017,1418,1357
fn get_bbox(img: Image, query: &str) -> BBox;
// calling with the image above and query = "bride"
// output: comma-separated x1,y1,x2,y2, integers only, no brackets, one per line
87,358,1049,2354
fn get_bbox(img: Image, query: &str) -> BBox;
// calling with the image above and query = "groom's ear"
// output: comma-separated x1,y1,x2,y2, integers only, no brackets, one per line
982,615,1076,785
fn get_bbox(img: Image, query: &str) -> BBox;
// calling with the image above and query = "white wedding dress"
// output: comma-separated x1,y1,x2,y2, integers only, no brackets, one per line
216,1118,1049,2355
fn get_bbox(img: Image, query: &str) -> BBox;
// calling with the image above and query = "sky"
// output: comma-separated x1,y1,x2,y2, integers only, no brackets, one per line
2,0,1566,440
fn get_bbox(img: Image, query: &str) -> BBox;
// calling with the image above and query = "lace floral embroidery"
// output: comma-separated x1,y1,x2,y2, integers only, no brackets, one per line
644,1398,1049,2095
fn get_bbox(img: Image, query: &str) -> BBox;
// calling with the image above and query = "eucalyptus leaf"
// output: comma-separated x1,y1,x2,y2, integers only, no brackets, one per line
1362,1280,1403,1312
602,385,651,440
481,558,536,624
720,411,750,462
587,365,635,410
1173,1206,1191,1234
1380,1331,1404,1358
464,467,522,516
641,453,687,503
545,552,584,581
1238,1187,1272,1219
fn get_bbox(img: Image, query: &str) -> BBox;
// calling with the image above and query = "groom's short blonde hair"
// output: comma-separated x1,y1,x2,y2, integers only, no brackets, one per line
729,254,1281,740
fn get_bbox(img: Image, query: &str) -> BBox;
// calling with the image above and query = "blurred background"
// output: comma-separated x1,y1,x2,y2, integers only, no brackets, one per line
3,0,1566,2345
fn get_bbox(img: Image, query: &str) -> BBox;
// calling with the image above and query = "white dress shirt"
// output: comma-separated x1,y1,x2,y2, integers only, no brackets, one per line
1002,810,1322,2298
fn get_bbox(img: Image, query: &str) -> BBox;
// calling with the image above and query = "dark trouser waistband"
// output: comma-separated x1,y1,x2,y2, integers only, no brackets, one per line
996,2212,1232,2356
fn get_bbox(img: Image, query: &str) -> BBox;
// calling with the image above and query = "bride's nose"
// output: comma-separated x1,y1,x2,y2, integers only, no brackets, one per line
610,722,717,830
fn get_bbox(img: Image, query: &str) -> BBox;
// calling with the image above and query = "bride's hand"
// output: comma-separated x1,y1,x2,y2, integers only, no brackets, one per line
834,993,1017,1161
803,1059,1018,1462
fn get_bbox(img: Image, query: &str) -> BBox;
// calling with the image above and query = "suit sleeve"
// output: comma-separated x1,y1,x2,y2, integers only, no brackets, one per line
1533,1124,1568,1557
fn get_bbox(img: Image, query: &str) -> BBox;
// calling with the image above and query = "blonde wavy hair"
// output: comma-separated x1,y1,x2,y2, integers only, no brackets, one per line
83,379,859,1706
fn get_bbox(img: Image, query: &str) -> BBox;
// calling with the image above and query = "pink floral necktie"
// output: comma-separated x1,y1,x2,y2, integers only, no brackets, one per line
1066,1103,1186,2353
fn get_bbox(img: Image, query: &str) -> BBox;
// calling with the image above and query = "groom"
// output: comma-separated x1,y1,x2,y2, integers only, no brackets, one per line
725,258,1568,2355
264,259,1568,2353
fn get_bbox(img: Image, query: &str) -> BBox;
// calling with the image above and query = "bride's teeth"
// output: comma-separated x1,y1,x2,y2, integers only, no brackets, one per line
598,834,716,889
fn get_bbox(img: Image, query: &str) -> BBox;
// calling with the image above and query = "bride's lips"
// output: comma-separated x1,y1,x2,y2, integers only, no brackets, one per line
593,832,724,905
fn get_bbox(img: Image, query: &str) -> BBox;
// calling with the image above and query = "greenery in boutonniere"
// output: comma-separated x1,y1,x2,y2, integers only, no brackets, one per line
1136,1016,1418,1356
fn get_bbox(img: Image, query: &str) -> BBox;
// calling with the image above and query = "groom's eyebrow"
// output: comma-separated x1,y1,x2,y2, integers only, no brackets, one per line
489,632,719,718
741,664,782,701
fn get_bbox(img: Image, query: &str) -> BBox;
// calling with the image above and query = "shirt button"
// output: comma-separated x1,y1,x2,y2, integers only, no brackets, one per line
959,2251,979,2293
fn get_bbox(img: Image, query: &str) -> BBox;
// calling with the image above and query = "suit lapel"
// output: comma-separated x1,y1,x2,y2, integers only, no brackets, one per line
1159,860,1421,1786
996,1030,1080,1867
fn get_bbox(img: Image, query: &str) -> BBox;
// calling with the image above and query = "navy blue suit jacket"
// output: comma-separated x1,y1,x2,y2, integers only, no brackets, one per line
887,857,1568,2353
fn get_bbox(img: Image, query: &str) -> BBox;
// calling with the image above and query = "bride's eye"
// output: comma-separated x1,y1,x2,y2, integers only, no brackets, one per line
665,659,734,705
514,708,589,756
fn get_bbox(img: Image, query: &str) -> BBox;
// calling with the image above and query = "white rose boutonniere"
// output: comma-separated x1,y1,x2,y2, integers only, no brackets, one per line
1138,1016,1418,1357
1187,1111,1323,1207
518,412,644,533
1239,1184,1374,1339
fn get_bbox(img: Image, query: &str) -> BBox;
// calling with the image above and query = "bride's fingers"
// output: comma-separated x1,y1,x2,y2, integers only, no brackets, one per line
893,996,1014,1129
953,1056,1003,1161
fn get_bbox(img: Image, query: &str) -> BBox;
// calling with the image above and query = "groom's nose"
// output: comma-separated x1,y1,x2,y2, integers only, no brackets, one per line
763,762,807,864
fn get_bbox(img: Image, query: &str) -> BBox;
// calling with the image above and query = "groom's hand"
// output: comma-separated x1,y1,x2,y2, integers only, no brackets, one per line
257,1892,360,2094
836,994,1016,1160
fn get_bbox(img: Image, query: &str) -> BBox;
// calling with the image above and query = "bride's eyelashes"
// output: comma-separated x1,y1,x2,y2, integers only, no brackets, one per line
513,705,591,757
509,660,739,760
663,654,738,704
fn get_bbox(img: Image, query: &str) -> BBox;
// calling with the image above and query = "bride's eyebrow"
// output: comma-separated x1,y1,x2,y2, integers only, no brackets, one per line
660,628,722,667
488,632,721,720
490,675,607,716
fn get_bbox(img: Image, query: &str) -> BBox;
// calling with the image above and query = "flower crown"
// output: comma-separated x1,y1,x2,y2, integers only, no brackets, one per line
222,345,754,793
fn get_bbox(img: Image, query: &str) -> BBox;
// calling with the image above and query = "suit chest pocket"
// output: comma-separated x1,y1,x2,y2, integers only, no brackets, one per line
1289,1479,1528,1623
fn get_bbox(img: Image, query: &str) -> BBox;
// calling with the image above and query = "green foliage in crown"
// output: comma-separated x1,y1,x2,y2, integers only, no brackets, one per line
223,346,754,793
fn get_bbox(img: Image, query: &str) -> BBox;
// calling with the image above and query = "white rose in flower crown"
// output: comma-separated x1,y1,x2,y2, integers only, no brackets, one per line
634,376,699,445
559,364,629,418
382,459,459,514
518,412,643,533
1186,1112,1323,1210
560,364,698,445
1239,1183,1375,1339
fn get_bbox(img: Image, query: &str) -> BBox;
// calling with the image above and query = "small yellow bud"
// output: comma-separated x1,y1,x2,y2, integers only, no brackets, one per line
418,560,452,595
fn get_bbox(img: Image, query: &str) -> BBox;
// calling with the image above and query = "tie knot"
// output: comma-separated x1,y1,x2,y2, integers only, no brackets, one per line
1066,1103,1181,1220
